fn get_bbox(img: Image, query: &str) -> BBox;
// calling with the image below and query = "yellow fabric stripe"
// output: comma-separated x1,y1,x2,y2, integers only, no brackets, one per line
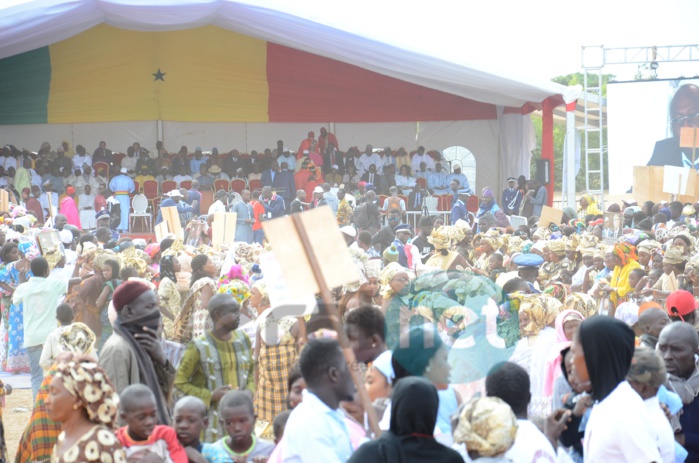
47,25,269,123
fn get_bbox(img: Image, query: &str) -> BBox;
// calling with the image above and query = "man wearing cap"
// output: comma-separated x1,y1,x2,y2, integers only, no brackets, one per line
156,166,173,184
278,149,296,172
209,164,229,181
190,147,207,174
39,180,59,220
100,281,176,424
59,186,81,230
134,164,156,189
80,164,100,192
446,163,472,196
498,253,544,291
109,167,135,232
392,224,414,269
135,148,154,174
94,211,119,241
666,290,698,326
311,185,325,209
502,177,522,216
156,190,197,227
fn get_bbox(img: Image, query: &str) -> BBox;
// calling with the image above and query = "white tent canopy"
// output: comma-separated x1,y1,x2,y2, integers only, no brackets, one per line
0,0,578,108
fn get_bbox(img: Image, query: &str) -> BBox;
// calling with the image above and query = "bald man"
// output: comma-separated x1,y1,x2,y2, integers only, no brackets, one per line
648,84,699,167
638,307,670,349
659,322,699,461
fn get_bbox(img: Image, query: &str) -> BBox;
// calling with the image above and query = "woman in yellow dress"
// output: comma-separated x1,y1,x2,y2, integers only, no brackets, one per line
600,242,641,314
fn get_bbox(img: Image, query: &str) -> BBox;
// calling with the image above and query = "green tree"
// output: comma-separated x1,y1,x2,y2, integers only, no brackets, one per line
531,72,614,192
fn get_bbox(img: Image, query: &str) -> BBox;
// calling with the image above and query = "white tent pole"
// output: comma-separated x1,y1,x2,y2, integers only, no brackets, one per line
565,104,576,208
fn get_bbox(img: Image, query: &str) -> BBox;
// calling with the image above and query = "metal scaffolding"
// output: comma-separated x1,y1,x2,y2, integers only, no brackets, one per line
580,44,699,208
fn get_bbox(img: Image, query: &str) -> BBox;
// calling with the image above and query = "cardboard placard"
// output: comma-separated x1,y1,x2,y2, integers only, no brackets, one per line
509,215,527,229
663,166,692,195
680,127,699,148
36,230,65,258
155,221,169,243
262,205,359,299
634,166,699,203
160,206,182,238
0,189,8,213
537,205,563,229
211,212,237,250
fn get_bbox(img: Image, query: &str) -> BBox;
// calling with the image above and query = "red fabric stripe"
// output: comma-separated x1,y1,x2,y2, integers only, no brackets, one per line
541,97,555,206
266,43,497,122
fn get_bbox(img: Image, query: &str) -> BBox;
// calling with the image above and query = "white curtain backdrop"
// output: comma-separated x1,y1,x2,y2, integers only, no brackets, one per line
496,107,536,188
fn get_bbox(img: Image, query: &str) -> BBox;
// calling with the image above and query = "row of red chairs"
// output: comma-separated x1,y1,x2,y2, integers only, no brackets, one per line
375,193,479,213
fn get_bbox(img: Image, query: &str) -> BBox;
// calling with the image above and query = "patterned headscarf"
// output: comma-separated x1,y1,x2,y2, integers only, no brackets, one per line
663,245,687,265
547,239,566,257
59,323,96,356
453,396,518,457
613,242,637,266
519,294,562,337
54,356,120,429
543,282,570,304
380,262,409,299
428,226,464,251
686,258,699,276
637,239,661,256
564,293,598,319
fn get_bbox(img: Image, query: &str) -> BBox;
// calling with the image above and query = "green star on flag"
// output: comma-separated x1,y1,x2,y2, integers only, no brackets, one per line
153,68,166,81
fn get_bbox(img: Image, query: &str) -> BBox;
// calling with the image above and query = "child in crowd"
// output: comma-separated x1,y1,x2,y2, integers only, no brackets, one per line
39,303,96,370
116,384,188,463
203,390,275,462
173,396,211,463
272,410,291,445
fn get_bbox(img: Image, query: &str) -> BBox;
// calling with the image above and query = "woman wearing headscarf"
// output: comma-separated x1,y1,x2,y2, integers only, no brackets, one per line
571,316,662,461
69,250,114,340
477,187,501,219
158,255,182,339
425,227,470,272
577,193,602,221
509,294,561,418
452,396,518,462
380,263,413,349
600,241,641,312
339,252,382,319
349,376,463,463
473,233,499,274
15,335,100,463
46,355,125,463
542,309,584,399
172,254,217,343
0,241,31,373
391,326,459,441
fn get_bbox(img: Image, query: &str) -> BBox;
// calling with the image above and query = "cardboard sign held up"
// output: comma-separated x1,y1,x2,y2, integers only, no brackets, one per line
680,127,699,149
537,205,564,229
155,221,169,243
262,205,360,299
212,212,237,250
662,165,693,196
0,189,8,214
160,206,183,238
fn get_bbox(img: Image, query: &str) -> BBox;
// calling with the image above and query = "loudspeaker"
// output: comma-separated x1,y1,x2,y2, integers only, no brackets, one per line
535,159,550,185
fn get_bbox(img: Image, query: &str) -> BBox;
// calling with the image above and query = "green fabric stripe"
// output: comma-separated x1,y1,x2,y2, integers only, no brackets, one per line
0,47,50,124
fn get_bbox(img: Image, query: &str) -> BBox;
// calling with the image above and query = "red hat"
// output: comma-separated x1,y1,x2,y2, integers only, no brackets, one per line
112,280,151,312
666,290,699,321
66,186,75,195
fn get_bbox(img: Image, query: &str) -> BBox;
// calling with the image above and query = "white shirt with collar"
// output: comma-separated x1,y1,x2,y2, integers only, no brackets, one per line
281,390,353,463
644,395,676,463
584,381,662,462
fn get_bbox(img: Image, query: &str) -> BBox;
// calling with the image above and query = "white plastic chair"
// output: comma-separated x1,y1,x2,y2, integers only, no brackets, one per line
129,194,152,233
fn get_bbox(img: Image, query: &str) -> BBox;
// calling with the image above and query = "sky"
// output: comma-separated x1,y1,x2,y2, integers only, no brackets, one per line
244,0,699,83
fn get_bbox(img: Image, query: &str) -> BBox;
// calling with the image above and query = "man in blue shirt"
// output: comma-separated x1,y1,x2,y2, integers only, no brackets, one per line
108,166,135,232
185,180,202,216
427,162,449,194
156,190,196,227
392,224,413,268
260,186,286,218
281,338,355,463
189,147,207,175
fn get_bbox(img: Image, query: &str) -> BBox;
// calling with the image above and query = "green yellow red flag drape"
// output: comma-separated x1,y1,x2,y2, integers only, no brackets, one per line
0,24,496,125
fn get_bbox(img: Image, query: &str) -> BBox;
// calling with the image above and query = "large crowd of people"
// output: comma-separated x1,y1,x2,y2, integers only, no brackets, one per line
0,132,696,462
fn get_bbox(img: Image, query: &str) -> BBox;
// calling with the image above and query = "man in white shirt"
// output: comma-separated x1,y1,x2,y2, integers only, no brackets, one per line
486,361,566,462
208,189,228,215
627,347,676,463
173,172,192,187
357,145,380,177
411,146,435,173
72,145,92,168
281,338,356,463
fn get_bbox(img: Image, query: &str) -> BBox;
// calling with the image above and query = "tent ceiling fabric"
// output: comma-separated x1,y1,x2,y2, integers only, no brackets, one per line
0,0,578,109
